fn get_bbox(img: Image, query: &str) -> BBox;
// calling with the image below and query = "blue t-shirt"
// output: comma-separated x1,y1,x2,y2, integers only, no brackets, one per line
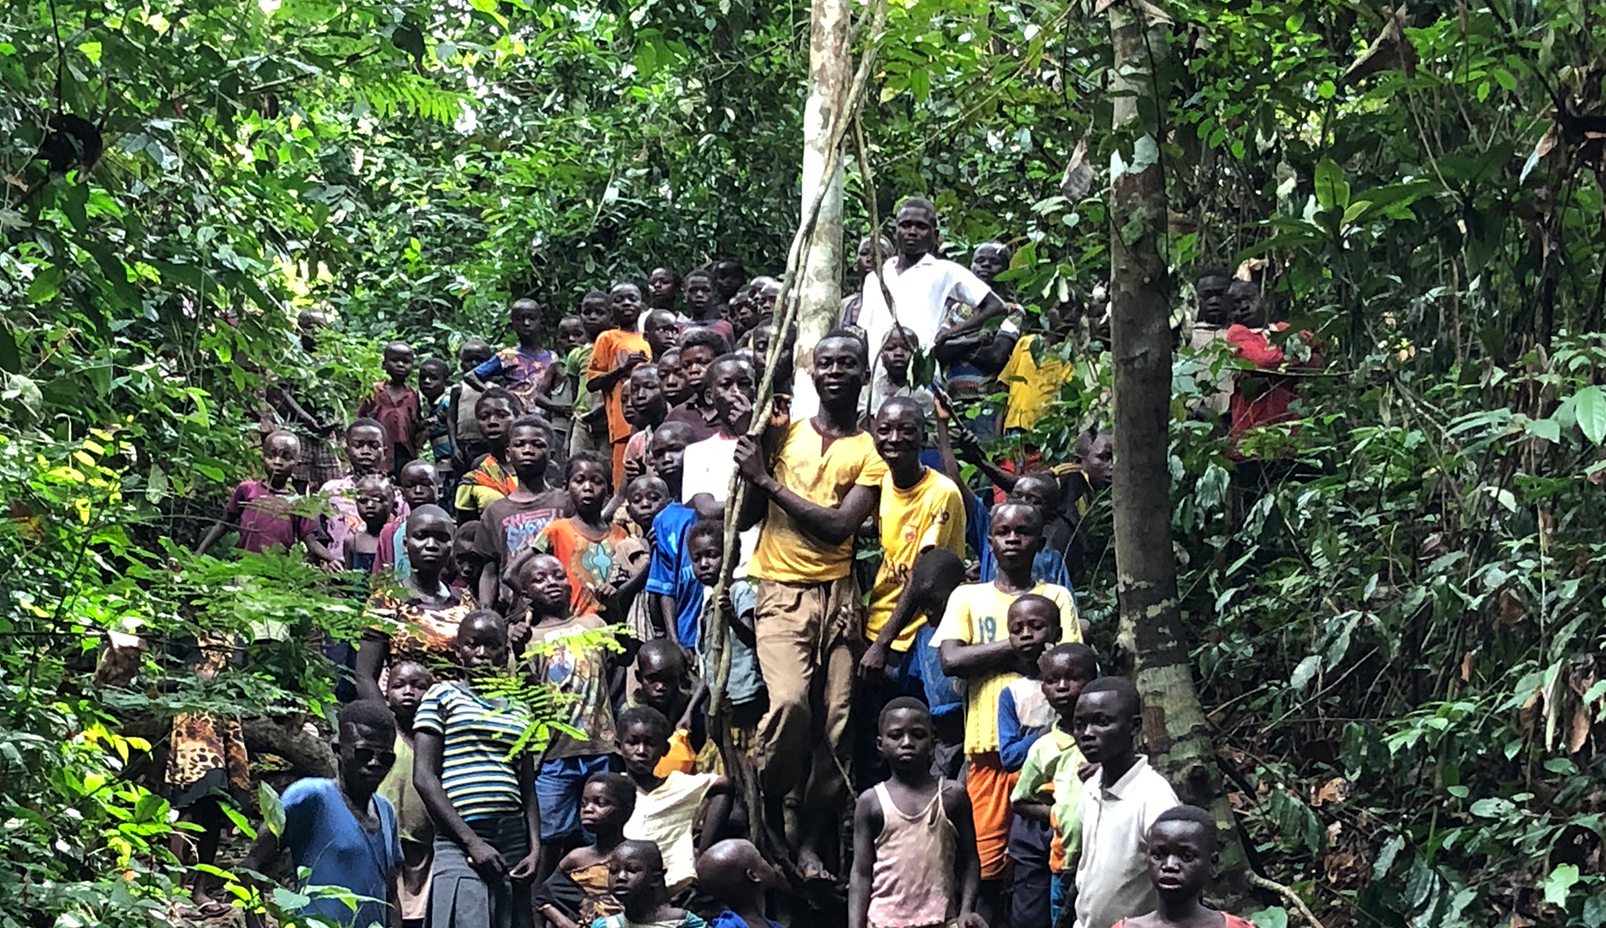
281,778,402,928
709,910,784,928
968,496,1076,593
646,503,703,647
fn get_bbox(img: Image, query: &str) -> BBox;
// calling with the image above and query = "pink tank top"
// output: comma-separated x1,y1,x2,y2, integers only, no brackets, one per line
868,779,957,928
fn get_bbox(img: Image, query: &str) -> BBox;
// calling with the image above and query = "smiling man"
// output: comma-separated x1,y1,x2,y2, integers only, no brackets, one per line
734,329,888,880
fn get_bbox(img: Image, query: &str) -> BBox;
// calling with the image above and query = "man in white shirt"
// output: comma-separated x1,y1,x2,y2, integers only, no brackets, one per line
681,355,760,576
856,197,1010,367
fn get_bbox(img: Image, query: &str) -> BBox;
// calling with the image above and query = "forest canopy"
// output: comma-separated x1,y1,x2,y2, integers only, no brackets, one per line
5,0,1606,926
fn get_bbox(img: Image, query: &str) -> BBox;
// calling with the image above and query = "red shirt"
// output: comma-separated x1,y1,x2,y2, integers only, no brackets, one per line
1226,322,1320,440
357,382,421,460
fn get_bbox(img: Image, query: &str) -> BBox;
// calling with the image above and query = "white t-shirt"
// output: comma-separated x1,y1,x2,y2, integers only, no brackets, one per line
680,433,759,578
1073,755,1181,928
857,253,995,365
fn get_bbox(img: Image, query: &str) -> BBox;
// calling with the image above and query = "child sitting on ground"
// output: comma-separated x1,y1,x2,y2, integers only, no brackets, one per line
239,700,401,928
593,840,707,928
1013,643,1100,928
849,697,984,928
696,839,786,928
195,429,338,567
379,660,435,928
1117,807,1252,928
1072,676,1180,928
617,705,733,897
535,772,637,928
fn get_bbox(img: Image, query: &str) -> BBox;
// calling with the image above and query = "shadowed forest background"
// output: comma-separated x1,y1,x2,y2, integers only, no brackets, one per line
5,0,1606,925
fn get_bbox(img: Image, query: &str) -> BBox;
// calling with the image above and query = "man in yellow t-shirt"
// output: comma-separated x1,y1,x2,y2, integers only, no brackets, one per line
735,330,887,879
931,499,1081,894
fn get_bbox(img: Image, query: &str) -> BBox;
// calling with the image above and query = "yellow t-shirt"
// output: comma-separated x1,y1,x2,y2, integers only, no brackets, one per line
866,468,966,651
747,419,889,584
930,581,1081,755
1001,334,1073,431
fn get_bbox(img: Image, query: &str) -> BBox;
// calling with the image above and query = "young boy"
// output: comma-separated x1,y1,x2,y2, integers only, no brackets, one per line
533,315,592,469
535,772,637,928
932,500,1080,913
449,338,496,481
620,364,669,485
345,473,397,575
374,458,441,579
849,698,983,928
1013,643,1100,928
419,358,453,471
522,553,621,865
321,418,409,565
380,661,435,928
358,340,422,476
683,268,720,325
1122,807,1253,928
588,284,654,490
632,639,700,776
536,452,629,617
648,267,683,314
997,595,1069,928
239,700,402,928
454,387,519,522
680,356,759,581
662,328,729,442
684,518,763,766
1072,676,1181,928
466,298,560,415
195,430,338,567
656,348,691,409
609,473,672,643
475,415,570,610
869,326,936,421
595,840,707,928
569,290,615,458
696,839,786,928
640,423,700,651
616,705,732,896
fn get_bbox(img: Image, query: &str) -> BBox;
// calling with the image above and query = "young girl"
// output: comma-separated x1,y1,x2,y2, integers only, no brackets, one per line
414,611,541,928
380,660,435,928
346,474,397,575
536,773,637,928
616,706,732,896
593,841,707,928
195,429,338,566
534,452,629,617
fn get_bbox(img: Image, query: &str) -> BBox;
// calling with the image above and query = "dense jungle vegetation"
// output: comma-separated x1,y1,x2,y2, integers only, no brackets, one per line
5,0,1606,925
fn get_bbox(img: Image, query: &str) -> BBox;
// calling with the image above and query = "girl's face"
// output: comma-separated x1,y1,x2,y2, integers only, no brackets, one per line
579,781,630,831
476,399,515,444
626,481,669,529
559,319,589,352
400,466,438,509
355,480,394,526
386,663,432,715
455,620,508,673
405,512,454,572
687,534,723,586
568,462,611,513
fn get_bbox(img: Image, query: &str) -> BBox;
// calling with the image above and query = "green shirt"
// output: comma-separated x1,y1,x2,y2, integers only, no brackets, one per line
1010,725,1087,863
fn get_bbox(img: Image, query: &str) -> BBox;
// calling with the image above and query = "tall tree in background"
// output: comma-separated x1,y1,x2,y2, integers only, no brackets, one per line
1104,0,1251,891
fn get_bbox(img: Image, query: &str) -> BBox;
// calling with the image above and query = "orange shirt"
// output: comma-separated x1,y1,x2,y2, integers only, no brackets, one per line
534,517,629,615
587,329,652,445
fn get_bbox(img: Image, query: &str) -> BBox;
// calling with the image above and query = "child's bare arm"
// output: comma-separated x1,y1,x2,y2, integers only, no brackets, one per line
478,555,502,612
510,752,543,880
697,778,734,855
848,791,880,928
303,533,339,567
194,510,234,556
938,638,1016,679
945,783,985,927
353,632,390,703
1012,797,1052,823
655,594,680,646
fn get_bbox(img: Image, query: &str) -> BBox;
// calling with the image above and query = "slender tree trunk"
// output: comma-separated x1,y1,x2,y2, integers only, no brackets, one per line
788,0,850,419
1106,1,1252,901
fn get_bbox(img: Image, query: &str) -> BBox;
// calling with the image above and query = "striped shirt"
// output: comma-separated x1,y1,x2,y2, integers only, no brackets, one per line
414,682,532,821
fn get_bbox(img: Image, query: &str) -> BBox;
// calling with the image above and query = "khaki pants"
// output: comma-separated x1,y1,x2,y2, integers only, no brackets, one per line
753,576,860,811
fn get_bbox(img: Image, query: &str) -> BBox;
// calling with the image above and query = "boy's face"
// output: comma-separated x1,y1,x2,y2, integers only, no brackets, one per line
684,275,714,313
1080,433,1114,491
405,511,453,571
455,620,508,673
506,424,551,475
877,707,933,772
460,343,493,373
383,345,415,382
1148,820,1216,898
559,318,589,352
1007,602,1059,666
610,285,644,327
262,434,301,482
895,205,936,258
618,722,669,779
732,297,759,333
339,722,397,795
626,480,669,529
971,244,1009,284
880,331,914,379
476,399,514,445
522,554,570,612
657,352,688,403
873,403,923,471
645,314,679,355
580,298,612,338
511,303,541,342
855,237,882,276
399,464,439,509
813,337,866,405
419,365,447,400
1196,275,1232,326
707,360,756,429
608,847,660,903
627,370,665,423
680,345,717,396
636,653,683,707
648,269,677,305
1013,475,1061,517
568,461,611,513
579,781,629,831
387,663,431,716
714,264,744,300
650,433,688,483
1040,655,1095,717
346,425,385,474
989,503,1044,572
1073,689,1136,764
687,533,722,586
355,481,393,526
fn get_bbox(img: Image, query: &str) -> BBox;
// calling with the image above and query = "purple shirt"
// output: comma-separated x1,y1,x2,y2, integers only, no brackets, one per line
228,480,318,553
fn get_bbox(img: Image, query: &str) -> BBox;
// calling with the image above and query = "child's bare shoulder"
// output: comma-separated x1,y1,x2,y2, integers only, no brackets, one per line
939,779,971,817
558,845,604,871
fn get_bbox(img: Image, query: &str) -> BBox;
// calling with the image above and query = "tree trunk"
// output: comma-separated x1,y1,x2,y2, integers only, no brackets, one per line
787,0,851,420
1106,1,1253,901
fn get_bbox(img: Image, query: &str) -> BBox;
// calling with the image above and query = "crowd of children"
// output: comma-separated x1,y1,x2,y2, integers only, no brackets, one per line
167,198,1293,928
